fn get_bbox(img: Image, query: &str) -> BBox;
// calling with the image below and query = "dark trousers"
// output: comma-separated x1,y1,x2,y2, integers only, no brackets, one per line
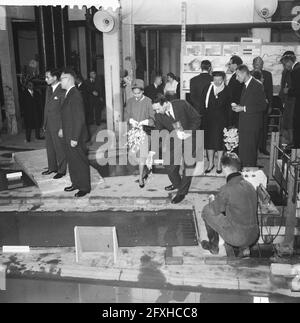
202,220,242,257
202,204,259,249
204,218,220,249
294,126,300,149
25,128,40,142
64,139,91,193
87,103,102,126
166,164,192,196
45,127,67,174
166,138,196,196
228,109,239,128
239,127,261,167
293,107,300,148
259,111,269,151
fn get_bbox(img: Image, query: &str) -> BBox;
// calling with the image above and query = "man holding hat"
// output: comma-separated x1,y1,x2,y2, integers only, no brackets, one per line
281,51,300,148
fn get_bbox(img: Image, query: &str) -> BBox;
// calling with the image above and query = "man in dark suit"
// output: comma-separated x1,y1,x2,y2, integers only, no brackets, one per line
76,75,90,141
227,55,244,127
153,94,201,204
85,71,104,126
281,51,300,149
21,81,43,143
60,69,91,198
144,75,164,102
232,65,267,167
280,58,295,146
189,60,212,116
76,75,88,116
43,68,67,179
252,57,273,156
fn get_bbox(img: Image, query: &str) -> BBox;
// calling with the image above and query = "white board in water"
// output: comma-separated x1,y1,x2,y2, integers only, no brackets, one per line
74,226,118,264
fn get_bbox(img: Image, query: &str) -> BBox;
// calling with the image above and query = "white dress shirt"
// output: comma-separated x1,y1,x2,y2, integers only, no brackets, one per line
292,61,299,70
166,103,176,119
164,80,178,94
245,76,253,89
242,77,253,112
51,82,60,93
65,85,75,97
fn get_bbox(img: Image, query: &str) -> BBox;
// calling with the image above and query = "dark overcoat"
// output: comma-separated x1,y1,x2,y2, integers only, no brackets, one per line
239,78,267,167
61,87,91,192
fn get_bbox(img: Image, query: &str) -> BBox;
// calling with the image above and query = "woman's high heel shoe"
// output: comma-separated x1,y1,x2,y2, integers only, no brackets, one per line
205,165,215,174
139,179,145,188
216,168,223,175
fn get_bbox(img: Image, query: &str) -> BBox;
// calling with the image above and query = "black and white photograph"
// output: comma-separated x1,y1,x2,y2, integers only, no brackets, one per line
0,0,300,307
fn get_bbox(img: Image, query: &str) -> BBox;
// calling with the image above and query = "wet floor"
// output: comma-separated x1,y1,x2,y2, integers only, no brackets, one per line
0,278,299,303
0,210,198,248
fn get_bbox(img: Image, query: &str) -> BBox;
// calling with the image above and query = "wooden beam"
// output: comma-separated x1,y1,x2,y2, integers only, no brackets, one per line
180,1,187,100
145,29,150,85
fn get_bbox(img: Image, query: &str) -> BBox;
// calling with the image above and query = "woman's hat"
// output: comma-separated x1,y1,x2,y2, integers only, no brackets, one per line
280,51,296,62
132,79,144,90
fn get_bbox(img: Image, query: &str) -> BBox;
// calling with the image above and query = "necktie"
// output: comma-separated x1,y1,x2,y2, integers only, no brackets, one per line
241,84,246,97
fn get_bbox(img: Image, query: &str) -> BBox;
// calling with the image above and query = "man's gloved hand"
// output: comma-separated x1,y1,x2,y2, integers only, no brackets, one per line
177,131,191,140
71,140,78,148
129,118,139,127
138,119,149,126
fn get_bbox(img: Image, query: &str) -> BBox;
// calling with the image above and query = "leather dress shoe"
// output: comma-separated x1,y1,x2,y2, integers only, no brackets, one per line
165,185,176,191
64,185,77,192
205,165,215,174
139,179,145,189
201,240,219,255
171,194,186,204
53,173,66,179
42,170,56,176
75,191,90,198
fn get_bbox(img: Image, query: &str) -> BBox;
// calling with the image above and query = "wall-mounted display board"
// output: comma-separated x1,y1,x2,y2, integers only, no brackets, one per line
181,41,300,97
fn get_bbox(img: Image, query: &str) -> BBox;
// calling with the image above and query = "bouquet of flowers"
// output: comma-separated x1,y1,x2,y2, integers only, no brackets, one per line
223,127,239,153
126,124,146,154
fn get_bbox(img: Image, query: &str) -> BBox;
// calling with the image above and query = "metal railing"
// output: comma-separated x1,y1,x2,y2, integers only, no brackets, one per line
272,145,300,203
